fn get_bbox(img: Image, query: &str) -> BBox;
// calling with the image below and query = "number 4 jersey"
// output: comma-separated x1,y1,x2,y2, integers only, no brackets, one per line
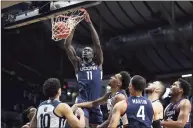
36,99,66,128
76,62,102,101
124,96,154,128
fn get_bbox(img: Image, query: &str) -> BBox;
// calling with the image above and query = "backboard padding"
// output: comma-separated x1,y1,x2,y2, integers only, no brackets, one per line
3,1,101,29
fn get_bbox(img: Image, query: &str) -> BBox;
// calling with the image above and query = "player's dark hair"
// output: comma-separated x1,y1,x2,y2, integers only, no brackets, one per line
178,78,191,97
131,75,146,91
120,71,131,90
43,78,61,98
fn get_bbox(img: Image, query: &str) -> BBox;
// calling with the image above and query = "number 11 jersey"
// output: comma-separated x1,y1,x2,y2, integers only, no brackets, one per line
76,62,102,101
124,96,154,128
36,99,66,128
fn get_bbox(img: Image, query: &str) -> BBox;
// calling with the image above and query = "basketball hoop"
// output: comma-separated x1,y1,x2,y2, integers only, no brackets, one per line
51,8,87,41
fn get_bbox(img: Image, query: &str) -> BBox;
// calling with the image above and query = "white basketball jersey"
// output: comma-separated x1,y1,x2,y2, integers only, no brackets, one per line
36,99,65,128
107,90,128,127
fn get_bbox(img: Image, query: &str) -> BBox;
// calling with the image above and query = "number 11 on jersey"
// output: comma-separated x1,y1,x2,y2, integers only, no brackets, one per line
87,71,92,80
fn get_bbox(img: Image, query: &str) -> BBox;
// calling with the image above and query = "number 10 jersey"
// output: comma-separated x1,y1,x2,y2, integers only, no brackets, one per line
36,99,66,128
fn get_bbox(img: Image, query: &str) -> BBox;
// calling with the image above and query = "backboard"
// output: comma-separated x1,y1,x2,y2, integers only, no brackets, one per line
1,1,23,9
2,1,101,29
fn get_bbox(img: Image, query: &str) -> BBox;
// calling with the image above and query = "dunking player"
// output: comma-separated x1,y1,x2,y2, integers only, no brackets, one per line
22,106,36,128
145,81,165,128
73,71,130,128
60,11,103,127
30,78,85,128
108,75,154,128
161,78,191,128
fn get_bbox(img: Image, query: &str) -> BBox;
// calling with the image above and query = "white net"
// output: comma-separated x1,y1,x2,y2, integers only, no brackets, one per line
51,8,87,41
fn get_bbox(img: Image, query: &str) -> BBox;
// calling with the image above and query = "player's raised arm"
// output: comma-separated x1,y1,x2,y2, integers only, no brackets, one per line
108,100,127,128
29,113,37,128
86,13,103,66
161,99,191,128
58,28,80,73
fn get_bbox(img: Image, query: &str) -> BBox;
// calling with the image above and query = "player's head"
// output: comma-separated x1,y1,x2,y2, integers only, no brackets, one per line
82,47,94,62
129,75,146,95
109,71,131,90
22,106,36,123
145,81,165,97
43,78,61,99
170,78,191,97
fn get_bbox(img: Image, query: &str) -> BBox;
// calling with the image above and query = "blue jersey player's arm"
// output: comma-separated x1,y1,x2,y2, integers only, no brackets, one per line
58,28,80,73
161,99,191,128
86,13,103,68
108,100,128,128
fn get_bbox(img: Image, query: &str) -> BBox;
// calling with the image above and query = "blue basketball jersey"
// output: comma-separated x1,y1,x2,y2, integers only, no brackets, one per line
164,98,191,128
125,96,153,128
76,61,102,101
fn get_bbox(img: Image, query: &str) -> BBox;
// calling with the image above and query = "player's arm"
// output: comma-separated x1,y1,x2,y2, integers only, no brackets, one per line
152,102,163,128
86,14,103,66
161,99,191,128
74,92,111,108
59,103,85,128
22,125,30,128
152,103,160,121
113,94,127,106
108,100,128,128
58,28,80,72
98,94,127,128
97,112,113,128
97,107,114,128
152,108,161,128
29,112,37,128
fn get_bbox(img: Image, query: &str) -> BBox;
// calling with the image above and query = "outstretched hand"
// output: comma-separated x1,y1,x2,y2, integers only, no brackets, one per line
79,8,91,24
85,12,92,24
71,104,79,112
76,108,84,117
71,105,84,117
